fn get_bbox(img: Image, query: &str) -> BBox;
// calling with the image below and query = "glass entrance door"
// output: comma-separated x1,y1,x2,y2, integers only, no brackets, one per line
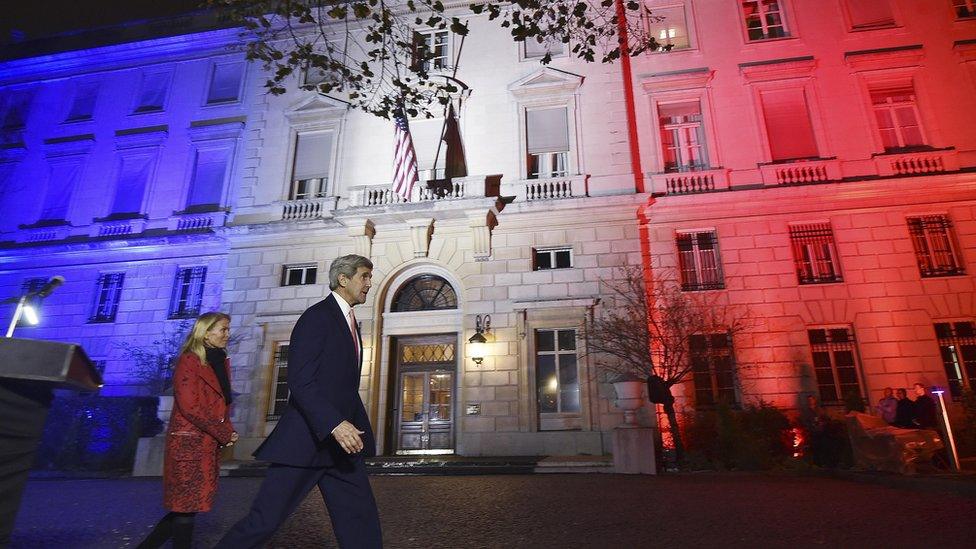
397,370,454,453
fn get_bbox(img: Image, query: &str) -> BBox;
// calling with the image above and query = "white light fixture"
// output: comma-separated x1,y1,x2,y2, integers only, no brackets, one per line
22,304,39,325
468,314,491,365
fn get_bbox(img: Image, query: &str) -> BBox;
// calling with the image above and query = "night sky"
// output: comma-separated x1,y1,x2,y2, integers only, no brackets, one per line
0,0,205,45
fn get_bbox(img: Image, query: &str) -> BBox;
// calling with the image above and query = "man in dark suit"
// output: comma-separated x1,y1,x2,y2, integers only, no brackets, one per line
216,254,381,548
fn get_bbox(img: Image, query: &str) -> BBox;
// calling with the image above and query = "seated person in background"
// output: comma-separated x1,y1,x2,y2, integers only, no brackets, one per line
877,387,897,424
892,388,915,429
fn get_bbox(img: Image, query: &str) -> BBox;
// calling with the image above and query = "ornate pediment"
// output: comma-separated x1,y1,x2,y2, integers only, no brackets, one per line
285,95,350,125
509,67,584,99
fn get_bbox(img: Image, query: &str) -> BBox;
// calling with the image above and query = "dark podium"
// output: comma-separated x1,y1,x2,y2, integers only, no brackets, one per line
0,337,102,545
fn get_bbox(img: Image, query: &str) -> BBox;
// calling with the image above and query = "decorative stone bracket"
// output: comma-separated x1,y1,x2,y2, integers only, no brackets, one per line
468,210,497,262
406,218,434,258
346,218,376,258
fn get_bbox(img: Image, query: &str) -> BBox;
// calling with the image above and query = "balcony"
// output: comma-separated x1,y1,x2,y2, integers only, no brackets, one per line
280,196,339,221
510,174,587,201
89,216,147,238
759,158,841,186
348,176,495,208
166,210,228,232
873,148,960,177
650,169,730,195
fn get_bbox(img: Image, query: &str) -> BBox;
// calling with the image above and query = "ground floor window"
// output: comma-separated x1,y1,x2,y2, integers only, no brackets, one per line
690,332,737,407
935,321,976,399
536,328,580,423
267,342,289,420
808,327,863,404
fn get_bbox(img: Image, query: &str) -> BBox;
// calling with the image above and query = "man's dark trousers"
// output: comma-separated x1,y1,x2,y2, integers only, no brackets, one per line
215,458,381,548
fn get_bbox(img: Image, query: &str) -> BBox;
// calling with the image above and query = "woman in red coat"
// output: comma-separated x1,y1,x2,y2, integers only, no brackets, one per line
138,312,238,549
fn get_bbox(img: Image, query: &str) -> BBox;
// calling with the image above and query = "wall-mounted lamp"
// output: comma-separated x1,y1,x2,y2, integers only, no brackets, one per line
468,314,491,365
4,275,64,338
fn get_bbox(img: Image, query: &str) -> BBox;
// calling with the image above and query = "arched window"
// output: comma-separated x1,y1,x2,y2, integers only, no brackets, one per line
391,275,457,312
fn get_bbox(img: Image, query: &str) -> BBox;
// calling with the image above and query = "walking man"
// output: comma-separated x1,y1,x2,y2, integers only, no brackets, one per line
216,254,381,548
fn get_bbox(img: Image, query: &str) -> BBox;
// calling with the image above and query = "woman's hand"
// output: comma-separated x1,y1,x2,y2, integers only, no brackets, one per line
225,432,239,447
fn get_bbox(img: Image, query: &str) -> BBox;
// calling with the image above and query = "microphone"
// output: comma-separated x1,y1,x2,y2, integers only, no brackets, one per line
31,276,65,298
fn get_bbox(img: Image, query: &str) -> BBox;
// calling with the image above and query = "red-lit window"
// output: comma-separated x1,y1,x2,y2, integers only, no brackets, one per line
935,321,976,399
845,0,895,30
870,85,925,151
953,0,976,19
789,223,842,284
741,1,790,41
677,230,724,291
659,101,708,172
690,332,737,407
907,215,965,277
808,327,863,404
759,88,819,161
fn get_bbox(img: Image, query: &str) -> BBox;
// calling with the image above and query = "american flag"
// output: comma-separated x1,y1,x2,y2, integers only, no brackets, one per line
392,109,419,201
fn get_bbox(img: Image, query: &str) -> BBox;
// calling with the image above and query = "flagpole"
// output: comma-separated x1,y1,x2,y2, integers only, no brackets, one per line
430,33,467,183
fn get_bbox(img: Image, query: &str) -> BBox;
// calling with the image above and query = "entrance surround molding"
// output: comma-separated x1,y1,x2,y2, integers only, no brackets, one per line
372,260,466,454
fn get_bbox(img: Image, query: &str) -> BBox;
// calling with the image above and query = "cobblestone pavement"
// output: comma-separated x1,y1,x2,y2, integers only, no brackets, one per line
11,473,976,548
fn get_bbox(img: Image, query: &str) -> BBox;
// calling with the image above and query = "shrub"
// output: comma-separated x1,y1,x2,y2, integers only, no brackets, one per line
683,400,794,470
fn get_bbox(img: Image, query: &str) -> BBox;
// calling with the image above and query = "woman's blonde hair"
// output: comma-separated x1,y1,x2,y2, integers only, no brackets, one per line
179,312,232,365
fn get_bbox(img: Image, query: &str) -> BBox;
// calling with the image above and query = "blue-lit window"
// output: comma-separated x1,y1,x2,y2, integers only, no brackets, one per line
185,148,229,211
65,82,99,122
134,70,170,113
169,267,207,319
39,160,83,223
206,62,244,105
90,273,125,323
109,154,153,216
1,89,32,130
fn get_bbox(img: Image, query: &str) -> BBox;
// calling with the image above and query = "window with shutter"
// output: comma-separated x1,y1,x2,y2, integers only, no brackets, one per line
290,132,333,199
185,149,229,210
135,71,170,113
526,107,570,179
207,62,244,104
846,0,895,30
66,82,99,122
759,88,819,161
110,155,153,216
906,215,965,277
789,223,842,284
39,161,82,222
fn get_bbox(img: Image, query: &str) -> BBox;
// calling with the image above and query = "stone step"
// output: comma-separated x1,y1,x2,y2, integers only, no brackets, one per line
220,455,614,476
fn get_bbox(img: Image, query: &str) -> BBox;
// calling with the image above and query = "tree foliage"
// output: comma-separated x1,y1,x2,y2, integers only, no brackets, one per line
207,0,662,118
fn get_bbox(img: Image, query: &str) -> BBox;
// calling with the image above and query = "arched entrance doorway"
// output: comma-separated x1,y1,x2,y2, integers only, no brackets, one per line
386,274,459,455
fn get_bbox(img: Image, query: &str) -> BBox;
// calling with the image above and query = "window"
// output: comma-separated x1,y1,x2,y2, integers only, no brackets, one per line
134,70,170,113
39,160,83,222
935,321,976,399
185,148,230,211
845,0,895,30
954,0,976,19
1,90,32,130
524,38,566,59
759,88,819,161
536,329,580,416
109,155,153,216
645,5,691,51
741,0,790,41
808,327,863,404
789,223,842,284
281,264,317,286
690,333,737,406
290,132,333,200
169,266,207,319
658,101,708,172
413,30,450,72
392,275,458,312
907,215,965,277
66,82,99,122
870,84,925,151
90,273,125,323
206,62,244,104
534,247,573,270
677,230,724,291
526,106,570,179
267,342,290,420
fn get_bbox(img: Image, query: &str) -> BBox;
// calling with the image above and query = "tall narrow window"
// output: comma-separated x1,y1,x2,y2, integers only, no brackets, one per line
789,223,842,284
846,0,895,30
281,264,317,286
1,90,32,129
646,5,691,51
870,84,925,151
690,333,737,407
526,107,570,179
185,149,229,211
206,62,244,104
760,88,819,161
134,71,170,113
935,321,976,399
290,132,333,200
953,0,976,19
90,272,125,323
109,155,153,216
267,342,290,420
169,266,207,319
808,327,863,404
658,101,708,172
39,161,83,222
413,30,450,72
907,215,965,277
741,0,790,41
536,329,580,417
66,82,99,122
677,230,724,291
